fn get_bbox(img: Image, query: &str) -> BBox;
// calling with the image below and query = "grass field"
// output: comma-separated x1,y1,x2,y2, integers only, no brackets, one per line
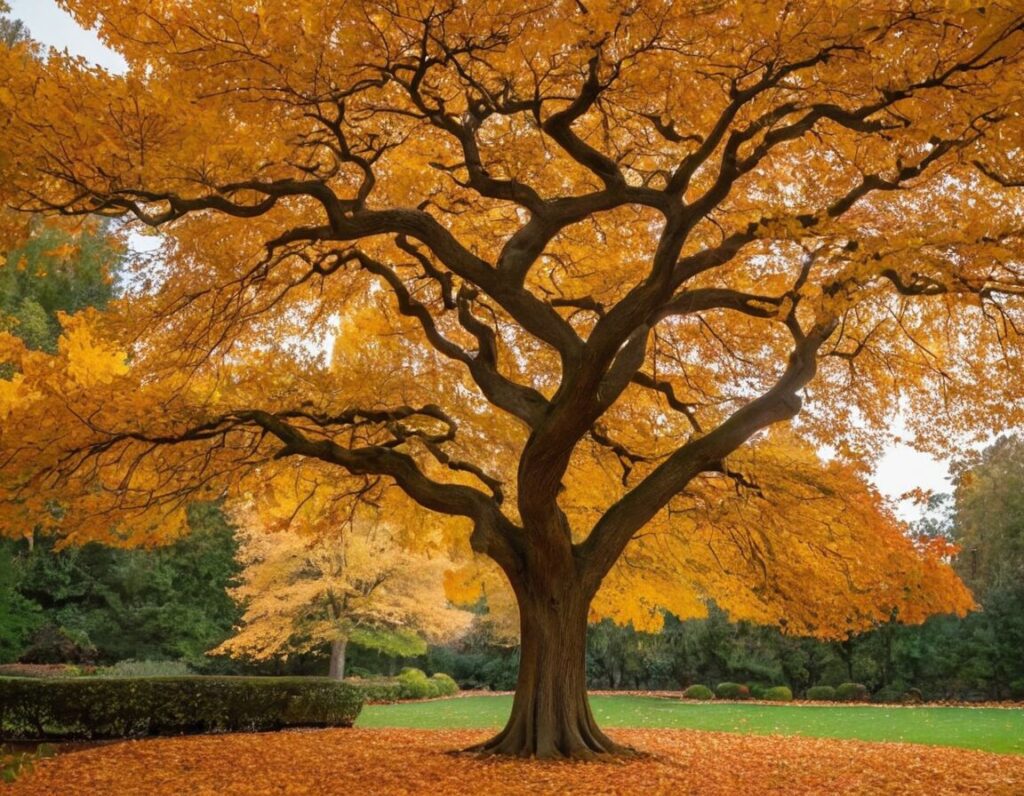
357,694,1024,755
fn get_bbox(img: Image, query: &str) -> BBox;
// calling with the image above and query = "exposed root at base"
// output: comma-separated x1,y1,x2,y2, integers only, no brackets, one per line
455,731,642,761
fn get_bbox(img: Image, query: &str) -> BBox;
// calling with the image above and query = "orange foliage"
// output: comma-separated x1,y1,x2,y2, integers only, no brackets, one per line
1,1,1021,650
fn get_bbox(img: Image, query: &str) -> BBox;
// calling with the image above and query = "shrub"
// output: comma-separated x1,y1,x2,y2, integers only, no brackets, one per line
430,672,459,697
97,660,193,678
805,685,836,701
0,664,92,679
397,667,435,699
748,684,767,699
715,682,750,700
834,682,869,702
682,684,713,700
18,625,96,665
901,688,924,705
0,677,363,741
1009,679,1024,700
871,685,902,704
348,671,458,702
346,677,406,704
761,686,793,702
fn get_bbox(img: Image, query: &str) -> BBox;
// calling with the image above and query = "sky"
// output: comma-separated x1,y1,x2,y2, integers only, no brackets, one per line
9,0,127,72
4,1,957,518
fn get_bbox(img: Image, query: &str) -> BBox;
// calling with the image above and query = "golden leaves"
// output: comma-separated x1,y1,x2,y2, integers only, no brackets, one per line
213,498,472,661
1,0,1018,645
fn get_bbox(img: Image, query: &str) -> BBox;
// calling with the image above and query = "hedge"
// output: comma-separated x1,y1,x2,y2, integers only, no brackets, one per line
834,682,870,702
805,685,836,701
347,678,406,703
715,682,751,700
0,677,363,741
349,670,460,703
682,684,714,700
761,686,793,702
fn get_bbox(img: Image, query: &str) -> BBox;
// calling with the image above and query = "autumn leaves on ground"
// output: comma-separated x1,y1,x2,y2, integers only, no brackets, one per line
7,728,1024,796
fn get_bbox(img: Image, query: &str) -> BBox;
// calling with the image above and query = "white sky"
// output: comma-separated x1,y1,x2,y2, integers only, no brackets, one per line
5,1,957,519
9,1,127,72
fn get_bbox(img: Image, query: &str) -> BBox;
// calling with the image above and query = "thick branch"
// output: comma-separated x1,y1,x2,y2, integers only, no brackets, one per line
578,322,837,587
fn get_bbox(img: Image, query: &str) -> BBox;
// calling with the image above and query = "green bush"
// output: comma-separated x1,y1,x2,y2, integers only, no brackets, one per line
900,687,924,705
761,686,793,702
748,683,767,699
0,676,363,741
871,685,903,704
805,685,836,701
430,672,459,697
715,682,750,700
1009,679,1024,700
97,660,193,678
682,684,713,700
348,671,458,702
346,677,406,704
397,667,435,699
834,682,869,702
18,625,96,665
0,664,92,679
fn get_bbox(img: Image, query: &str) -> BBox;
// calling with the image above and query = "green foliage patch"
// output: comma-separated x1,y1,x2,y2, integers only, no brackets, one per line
347,670,460,703
682,684,713,700
1,744,55,784
96,660,193,678
835,683,870,702
761,686,793,702
715,682,750,700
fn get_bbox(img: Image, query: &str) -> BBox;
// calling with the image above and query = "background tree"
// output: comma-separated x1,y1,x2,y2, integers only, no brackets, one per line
0,2,27,50
1,1,1022,757
213,502,471,680
0,502,241,668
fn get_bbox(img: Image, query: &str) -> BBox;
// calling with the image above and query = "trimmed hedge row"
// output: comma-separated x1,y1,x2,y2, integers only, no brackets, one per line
350,669,460,703
0,677,363,741
682,684,714,700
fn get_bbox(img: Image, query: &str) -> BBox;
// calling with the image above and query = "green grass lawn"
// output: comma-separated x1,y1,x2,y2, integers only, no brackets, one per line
357,694,1024,755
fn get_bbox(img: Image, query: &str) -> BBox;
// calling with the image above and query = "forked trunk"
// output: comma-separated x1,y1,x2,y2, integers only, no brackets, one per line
468,582,630,759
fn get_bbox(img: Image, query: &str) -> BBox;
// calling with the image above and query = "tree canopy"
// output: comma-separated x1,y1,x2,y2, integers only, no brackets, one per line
1,0,1021,757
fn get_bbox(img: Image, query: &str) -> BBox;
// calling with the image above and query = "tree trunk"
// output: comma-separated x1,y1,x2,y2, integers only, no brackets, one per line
328,637,347,680
467,583,630,759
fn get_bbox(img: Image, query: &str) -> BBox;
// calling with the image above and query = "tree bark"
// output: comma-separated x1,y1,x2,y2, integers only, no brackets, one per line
467,578,630,759
328,637,347,680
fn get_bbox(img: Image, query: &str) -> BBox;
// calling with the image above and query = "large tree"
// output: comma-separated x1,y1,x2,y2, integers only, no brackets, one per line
0,1,1022,757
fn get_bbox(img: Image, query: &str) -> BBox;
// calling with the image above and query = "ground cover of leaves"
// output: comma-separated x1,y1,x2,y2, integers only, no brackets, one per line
8,728,1024,795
